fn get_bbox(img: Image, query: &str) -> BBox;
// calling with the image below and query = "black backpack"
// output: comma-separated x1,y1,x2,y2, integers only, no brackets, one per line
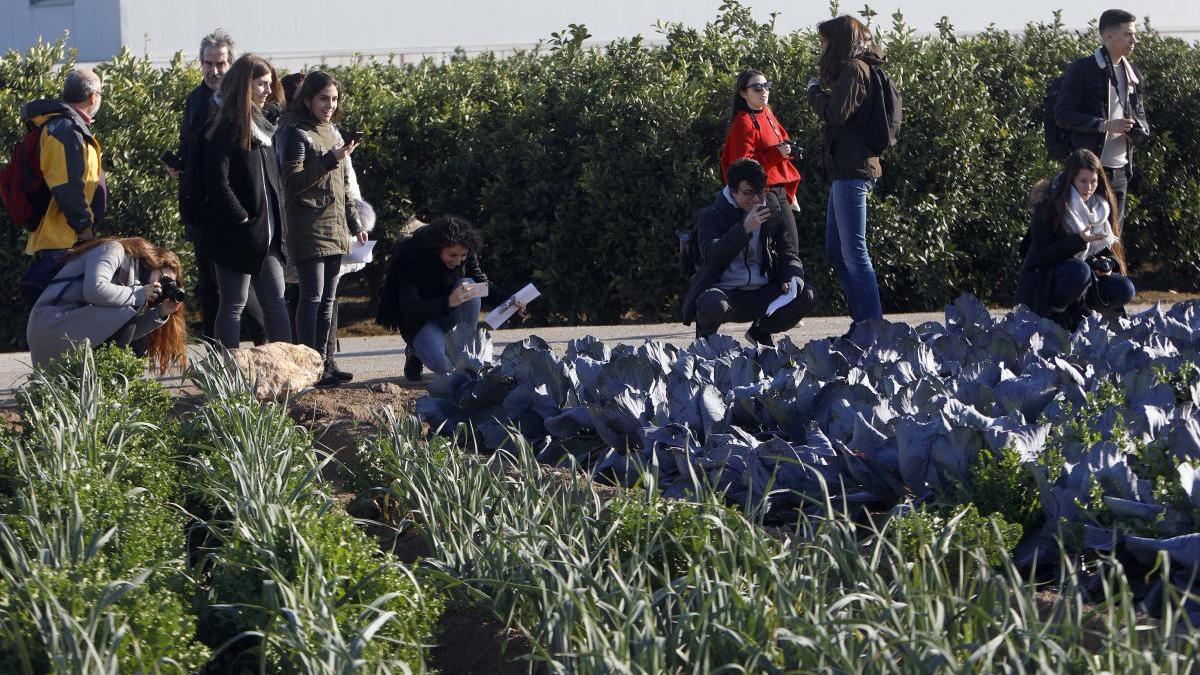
857,64,902,154
1043,74,1072,162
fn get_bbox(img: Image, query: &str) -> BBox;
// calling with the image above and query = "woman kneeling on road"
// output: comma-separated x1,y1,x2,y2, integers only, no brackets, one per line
377,215,521,380
1016,148,1135,330
26,237,187,371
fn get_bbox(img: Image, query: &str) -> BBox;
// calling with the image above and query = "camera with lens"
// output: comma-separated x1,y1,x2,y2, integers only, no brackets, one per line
158,275,187,303
1088,256,1116,275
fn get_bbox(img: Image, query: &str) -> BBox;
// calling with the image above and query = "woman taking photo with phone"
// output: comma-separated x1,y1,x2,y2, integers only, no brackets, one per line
806,15,885,325
27,237,187,371
203,53,293,349
277,70,366,387
720,69,802,221
377,215,520,381
1016,149,1134,330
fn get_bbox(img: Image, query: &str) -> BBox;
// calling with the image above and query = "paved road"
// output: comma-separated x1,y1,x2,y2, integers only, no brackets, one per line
0,303,1167,402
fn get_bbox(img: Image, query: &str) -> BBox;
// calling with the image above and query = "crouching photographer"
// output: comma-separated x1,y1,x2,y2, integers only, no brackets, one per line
27,237,188,371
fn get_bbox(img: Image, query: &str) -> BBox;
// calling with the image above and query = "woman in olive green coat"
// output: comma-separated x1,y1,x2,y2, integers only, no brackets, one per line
276,71,365,386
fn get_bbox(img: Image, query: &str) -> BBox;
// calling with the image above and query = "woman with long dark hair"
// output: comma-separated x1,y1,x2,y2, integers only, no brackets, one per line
277,70,366,387
1017,149,1134,329
377,215,519,380
720,68,803,219
203,53,293,349
806,15,885,324
27,237,187,371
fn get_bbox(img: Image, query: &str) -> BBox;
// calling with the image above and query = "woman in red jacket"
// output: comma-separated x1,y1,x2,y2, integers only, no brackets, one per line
720,69,803,219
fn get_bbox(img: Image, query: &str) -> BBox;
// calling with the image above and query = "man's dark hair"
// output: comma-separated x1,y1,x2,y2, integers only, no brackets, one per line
726,158,767,192
1099,9,1136,32
422,215,484,255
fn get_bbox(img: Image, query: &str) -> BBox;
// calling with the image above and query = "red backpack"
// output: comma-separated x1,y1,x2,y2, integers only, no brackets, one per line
0,120,53,230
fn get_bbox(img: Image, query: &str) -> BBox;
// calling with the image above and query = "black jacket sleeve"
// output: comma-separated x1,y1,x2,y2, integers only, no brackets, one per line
1025,202,1087,269
204,125,250,225
808,60,868,129
696,208,750,278
1054,59,1104,134
277,125,339,197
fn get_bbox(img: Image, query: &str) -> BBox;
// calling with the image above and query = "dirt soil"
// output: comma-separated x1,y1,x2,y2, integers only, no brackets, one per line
432,608,545,675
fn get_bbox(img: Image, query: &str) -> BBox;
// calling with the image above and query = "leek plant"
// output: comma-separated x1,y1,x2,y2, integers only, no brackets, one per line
369,415,1200,674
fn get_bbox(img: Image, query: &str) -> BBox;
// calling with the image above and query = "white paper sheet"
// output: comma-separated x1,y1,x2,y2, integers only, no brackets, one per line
344,239,376,265
765,276,800,316
484,283,541,329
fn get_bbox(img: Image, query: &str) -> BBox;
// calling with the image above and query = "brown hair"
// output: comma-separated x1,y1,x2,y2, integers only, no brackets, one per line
289,70,343,124
207,53,282,149
817,15,871,86
60,238,189,373
1052,149,1126,272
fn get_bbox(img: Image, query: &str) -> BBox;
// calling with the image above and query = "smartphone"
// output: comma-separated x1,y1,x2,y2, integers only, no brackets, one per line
342,129,364,144
460,281,489,300
160,150,183,171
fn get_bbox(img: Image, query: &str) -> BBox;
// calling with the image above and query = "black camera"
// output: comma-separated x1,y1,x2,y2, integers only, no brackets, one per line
782,140,804,160
1088,256,1116,275
158,275,187,303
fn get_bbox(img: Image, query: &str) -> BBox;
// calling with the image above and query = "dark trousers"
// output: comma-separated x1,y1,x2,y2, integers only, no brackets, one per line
286,282,339,359
1048,259,1136,313
694,282,816,339
193,240,266,344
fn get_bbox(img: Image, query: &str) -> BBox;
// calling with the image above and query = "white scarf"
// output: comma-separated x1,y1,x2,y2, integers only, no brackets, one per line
1064,186,1117,260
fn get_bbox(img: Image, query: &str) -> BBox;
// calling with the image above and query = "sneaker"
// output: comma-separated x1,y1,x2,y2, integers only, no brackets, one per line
327,359,354,383
403,351,424,382
744,326,775,348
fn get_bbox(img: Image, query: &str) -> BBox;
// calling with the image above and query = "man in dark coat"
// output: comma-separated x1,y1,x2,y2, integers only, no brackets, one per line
681,158,815,346
173,28,265,342
1054,8,1150,224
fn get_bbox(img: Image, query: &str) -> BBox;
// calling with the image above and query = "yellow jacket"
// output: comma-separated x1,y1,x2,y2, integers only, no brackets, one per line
20,99,106,254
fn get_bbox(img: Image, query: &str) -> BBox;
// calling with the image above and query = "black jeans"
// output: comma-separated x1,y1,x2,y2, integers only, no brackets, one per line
694,281,816,339
192,240,266,345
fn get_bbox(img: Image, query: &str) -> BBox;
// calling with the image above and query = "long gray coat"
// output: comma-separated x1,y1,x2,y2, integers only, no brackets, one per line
26,242,167,367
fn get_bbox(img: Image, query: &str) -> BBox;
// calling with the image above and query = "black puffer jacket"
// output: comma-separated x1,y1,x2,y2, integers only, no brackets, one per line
680,188,805,325
377,228,512,341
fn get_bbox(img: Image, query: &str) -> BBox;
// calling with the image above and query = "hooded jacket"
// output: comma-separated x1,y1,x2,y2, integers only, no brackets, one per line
20,99,106,255
681,188,804,325
807,52,885,182
276,112,362,263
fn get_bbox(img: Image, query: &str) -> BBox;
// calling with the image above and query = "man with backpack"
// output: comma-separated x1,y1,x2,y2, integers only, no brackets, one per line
1053,8,1150,224
681,159,815,346
7,69,107,306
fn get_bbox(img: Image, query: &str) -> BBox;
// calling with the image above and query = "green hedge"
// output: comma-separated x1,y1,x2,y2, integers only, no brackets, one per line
2,3,1198,349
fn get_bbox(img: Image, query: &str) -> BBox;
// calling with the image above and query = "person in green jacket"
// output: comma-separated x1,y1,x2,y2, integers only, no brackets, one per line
276,71,365,387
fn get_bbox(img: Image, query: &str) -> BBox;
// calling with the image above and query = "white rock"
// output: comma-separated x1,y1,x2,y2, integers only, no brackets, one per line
228,342,324,401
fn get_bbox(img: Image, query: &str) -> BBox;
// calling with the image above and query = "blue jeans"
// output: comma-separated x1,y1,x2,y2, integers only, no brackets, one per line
825,178,882,322
410,281,481,374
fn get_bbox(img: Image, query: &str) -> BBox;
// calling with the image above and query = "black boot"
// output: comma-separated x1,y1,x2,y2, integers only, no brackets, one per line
403,350,424,382
745,324,775,348
315,361,341,388
327,358,353,383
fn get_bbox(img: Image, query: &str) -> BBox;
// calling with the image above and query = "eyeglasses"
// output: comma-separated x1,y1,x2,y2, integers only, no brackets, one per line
746,81,772,93
738,187,766,199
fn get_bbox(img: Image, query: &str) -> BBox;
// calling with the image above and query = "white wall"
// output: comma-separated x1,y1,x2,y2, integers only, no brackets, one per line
0,0,122,62
2,0,1198,69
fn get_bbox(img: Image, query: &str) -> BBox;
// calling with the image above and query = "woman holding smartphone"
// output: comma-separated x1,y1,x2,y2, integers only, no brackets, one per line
1016,149,1134,329
720,69,803,219
377,215,520,380
203,53,293,348
806,15,885,324
277,70,366,387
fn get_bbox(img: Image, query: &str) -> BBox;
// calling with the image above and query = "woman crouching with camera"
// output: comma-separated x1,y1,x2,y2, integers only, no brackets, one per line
27,237,187,370
1016,148,1135,330
377,215,522,381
